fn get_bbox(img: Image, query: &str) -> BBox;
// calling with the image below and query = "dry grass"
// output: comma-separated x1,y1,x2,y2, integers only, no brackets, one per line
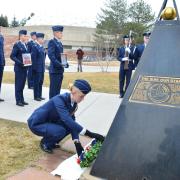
3,72,119,94
0,119,43,179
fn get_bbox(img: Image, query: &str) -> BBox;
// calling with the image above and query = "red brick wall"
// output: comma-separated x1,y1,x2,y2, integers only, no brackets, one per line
4,35,18,58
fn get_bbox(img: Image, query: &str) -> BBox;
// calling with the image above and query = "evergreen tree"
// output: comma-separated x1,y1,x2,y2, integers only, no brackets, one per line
128,0,155,24
0,14,9,27
96,0,127,35
10,16,19,27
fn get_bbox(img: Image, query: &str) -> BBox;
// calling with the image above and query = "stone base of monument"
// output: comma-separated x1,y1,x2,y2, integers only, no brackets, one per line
79,165,105,180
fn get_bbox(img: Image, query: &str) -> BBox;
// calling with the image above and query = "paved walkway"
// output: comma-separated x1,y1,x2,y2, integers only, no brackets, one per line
0,84,121,135
4,64,119,73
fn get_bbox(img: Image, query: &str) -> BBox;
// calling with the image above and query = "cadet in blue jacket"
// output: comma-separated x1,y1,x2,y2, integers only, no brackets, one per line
27,32,37,89
136,32,151,66
48,25,64,99
0,27,5,102
10,30,30,106
118,35,136,98
28,79,105,154
31,33,46,101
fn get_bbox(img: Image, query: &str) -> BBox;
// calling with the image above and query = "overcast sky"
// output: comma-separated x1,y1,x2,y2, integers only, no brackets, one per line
0,0,179,27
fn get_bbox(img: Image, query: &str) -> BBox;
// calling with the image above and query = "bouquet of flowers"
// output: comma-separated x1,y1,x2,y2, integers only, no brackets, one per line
76,139,102,168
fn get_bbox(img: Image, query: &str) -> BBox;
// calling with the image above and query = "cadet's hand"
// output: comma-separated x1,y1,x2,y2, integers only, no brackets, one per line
85,130,105,142
20,63,24,67
74,140,84,157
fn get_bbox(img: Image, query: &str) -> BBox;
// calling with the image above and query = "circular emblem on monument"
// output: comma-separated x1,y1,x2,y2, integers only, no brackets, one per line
147,83,171,103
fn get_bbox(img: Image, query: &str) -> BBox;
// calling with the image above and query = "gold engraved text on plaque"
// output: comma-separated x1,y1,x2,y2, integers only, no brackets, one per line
129,76,180,107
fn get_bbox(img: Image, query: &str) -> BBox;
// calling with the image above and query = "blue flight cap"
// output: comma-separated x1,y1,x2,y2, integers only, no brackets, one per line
52,25,64,32
19,30,27,35
36,33,45,38
143,32,151,37
123,35,130,39
73,79,91,95
30,32,36,36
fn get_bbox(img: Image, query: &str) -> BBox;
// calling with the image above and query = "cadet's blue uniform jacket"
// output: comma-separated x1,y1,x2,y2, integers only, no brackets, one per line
136,43,146,66
0,35,5,66
28,92,83,140
48,38,64,74
118,46,135,70
137,44,145,58
31,43,45,72
10,41,29,72
27,40,35,53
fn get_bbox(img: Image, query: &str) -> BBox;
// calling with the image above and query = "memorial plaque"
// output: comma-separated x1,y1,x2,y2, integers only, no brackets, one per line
129,76,180,108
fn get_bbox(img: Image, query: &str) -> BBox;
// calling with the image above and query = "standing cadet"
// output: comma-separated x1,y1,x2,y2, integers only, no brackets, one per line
31,33,46,101
0,27,5,102
28,79,105,154
27,32,37,89
118,35,136,98
136,32,151,66
10,30,30,106
48,25,64,99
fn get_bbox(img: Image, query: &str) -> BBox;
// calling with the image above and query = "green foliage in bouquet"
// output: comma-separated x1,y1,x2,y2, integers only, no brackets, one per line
77,141,102,168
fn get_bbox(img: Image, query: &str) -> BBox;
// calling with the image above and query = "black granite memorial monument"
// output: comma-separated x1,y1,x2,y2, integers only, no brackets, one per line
91,0,180,179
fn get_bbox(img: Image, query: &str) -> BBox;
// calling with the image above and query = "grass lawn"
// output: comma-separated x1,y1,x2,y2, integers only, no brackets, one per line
3,72,119,94
0,119,43,180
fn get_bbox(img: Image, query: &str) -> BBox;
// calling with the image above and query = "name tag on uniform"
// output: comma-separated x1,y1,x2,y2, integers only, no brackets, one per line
22,53,32,66
60,53,68,66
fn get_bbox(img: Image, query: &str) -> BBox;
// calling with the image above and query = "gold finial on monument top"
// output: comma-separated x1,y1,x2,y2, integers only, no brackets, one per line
161,7,177,20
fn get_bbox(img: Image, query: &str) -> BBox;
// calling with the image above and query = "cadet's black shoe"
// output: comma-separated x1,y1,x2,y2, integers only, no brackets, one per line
52,144,61,149
34,98,41,101
22,101,29,105
16,102,24,106
40,97,45,100
40,141,53,154
0,98,4,102
119,94,124,98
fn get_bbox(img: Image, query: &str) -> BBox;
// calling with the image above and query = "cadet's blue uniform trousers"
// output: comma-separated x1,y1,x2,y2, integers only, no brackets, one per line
15,69,27,103
49,73,63,98
0,66,4,92
33,72,44,98
0,35,5,93
27,66,33,88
